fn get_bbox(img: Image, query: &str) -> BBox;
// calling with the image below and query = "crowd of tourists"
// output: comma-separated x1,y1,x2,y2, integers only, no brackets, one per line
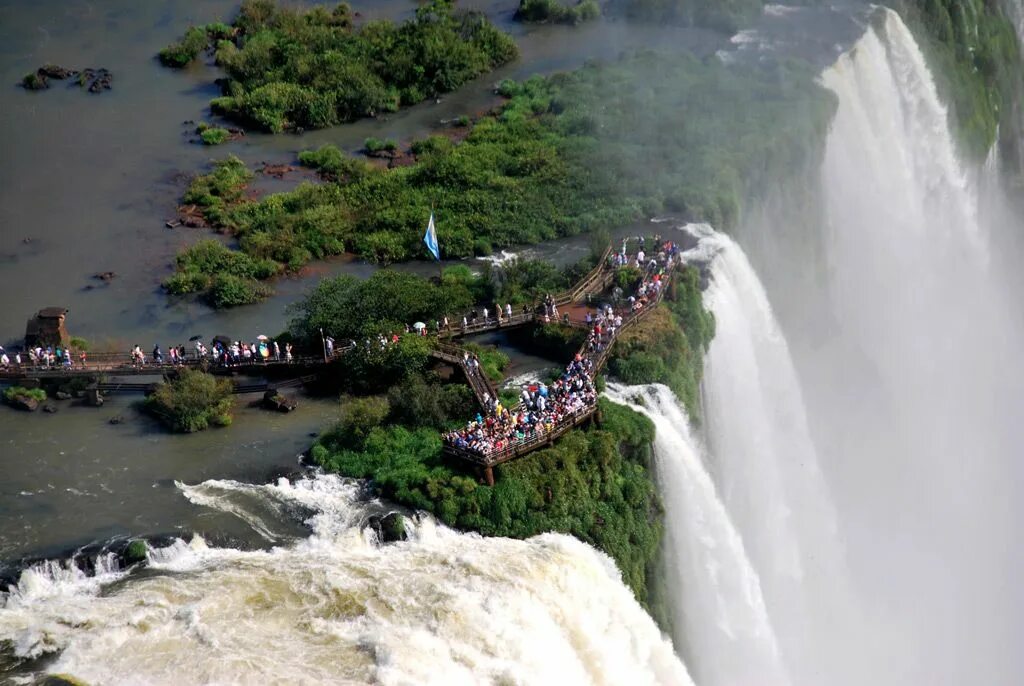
443,236,682,459
0,345,85,369
444,354,598,457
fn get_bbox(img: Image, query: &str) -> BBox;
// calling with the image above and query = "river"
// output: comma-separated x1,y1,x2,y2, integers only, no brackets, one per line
0,0,724,564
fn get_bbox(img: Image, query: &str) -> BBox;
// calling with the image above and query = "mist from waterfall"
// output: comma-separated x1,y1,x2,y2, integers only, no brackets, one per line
758,7,1024,684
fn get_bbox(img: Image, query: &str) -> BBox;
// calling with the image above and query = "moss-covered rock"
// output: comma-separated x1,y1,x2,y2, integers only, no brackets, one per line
123,539,148,565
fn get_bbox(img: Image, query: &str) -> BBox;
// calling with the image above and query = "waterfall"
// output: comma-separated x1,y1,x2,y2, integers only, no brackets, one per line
678,224,851,685
772,8,1024,684
0,474,692,686
605,383,790,686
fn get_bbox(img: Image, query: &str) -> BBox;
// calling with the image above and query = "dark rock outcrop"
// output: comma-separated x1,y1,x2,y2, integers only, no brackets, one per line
42,403,58,413
370,512,408,543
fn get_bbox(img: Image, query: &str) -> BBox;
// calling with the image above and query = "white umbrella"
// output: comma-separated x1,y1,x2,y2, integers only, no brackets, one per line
413,322,426,330
256,334,269,341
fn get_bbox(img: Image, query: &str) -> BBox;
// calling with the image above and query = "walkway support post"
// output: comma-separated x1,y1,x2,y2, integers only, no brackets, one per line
483,465,495,487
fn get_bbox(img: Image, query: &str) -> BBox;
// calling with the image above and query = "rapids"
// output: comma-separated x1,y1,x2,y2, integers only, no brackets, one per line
0,475,692,686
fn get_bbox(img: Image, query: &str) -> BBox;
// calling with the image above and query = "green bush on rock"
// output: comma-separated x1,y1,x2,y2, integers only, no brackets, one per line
144,369,233,432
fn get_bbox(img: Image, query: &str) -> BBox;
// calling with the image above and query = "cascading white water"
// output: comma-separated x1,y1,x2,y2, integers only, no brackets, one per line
604,383,790,686
678,224,851,685
774,8,1024,684
0,474,692,686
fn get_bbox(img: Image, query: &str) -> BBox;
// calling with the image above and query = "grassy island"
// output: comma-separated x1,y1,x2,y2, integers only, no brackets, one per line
168,51,833,306
159,0,517,132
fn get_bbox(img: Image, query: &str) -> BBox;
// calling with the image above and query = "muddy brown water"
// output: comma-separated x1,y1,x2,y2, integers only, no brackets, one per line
0,0,730,563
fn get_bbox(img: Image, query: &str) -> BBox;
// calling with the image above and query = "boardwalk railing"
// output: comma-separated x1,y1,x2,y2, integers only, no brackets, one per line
439,247,615,340
444,266,674,476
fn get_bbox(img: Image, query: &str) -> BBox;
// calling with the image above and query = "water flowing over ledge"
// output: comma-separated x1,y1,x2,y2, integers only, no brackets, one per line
1,474,691,686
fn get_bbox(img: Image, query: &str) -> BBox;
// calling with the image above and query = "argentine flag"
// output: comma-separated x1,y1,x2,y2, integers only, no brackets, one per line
424,212,440,261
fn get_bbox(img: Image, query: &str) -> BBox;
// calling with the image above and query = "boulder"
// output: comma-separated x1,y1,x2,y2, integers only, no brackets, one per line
55,391,72,400
8,396,39,411
42,403,58,413
122,539,148,565
38,64,75,79
93,271,116,282
370,512,407,543
108,415,124,425
262,390,297,412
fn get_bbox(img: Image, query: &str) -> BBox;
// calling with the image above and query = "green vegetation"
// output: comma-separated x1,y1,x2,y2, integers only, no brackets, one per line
21,72,48,90
68,336,89,351
895,0,1024,162
516,0,601,25
180,155,254,226
4,387,47,403
199,126,232,145
311,397,663,607
164,239,276,308
364,137,399,155
123,540,148,565
160,0,517,132
159,25,222,67
168,52,832,304
609,266,715,420
144,370,233,432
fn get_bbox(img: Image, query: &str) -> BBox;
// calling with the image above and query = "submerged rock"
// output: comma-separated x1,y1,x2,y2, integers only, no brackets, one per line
108,415,124,425
42,403,58,413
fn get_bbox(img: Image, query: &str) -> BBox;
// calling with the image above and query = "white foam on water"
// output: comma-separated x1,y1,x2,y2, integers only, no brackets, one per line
0,473,693,686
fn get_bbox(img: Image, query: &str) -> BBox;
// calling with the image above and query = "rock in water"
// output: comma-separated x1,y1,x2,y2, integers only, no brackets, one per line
42,403,58,413
262,390,297,412
122,539,148,565
7,396,39,411
370,512,407,543
108,415,124,425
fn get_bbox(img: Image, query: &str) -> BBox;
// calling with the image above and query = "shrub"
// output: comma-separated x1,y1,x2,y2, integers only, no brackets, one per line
21,72,48,90
364,137,399,155
144,369,234,433
200,127,231,145
4,387,47,403
158,26,210,68
68,337,89,351
206,273,272,308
